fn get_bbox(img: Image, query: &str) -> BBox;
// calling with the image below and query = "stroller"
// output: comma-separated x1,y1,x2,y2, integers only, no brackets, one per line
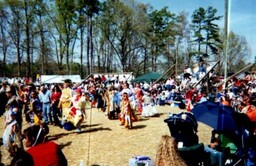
164,112,211,165
164,112,199,147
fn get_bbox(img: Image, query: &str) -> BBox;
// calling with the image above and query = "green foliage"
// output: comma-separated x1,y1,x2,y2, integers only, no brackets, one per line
191,6,222,60
0,1,252,77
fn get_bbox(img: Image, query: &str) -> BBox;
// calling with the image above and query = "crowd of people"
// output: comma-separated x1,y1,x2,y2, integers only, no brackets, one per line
1,67,256,165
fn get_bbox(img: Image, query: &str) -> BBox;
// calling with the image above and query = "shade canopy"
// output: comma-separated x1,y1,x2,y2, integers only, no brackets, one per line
132,72,167,83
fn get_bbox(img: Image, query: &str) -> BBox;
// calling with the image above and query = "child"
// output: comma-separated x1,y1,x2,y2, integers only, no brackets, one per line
119,92,137,129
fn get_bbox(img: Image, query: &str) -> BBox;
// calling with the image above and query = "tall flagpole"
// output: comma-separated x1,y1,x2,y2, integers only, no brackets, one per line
223,0,230,90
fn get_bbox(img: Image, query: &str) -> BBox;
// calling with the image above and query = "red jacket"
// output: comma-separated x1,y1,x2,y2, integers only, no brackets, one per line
27,141,67,166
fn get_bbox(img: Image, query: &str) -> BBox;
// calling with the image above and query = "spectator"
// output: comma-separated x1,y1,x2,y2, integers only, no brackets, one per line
51,85,62,127
2,85,23,158
23,125,67,166
28,91,42,126
155,135,187,166
38,86,52,124
10,150,34,166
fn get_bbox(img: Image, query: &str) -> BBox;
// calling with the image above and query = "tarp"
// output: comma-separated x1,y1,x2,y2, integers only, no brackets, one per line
40,75,82,84
131,72,167,83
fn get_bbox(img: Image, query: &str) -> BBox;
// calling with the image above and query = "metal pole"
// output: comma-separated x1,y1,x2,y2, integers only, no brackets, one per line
223,0,230,89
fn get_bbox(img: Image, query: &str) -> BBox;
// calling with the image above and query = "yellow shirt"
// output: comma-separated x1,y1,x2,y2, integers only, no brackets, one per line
60,88,72,108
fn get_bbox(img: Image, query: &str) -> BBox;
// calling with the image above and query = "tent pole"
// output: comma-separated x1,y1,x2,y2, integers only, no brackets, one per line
151,65,175,87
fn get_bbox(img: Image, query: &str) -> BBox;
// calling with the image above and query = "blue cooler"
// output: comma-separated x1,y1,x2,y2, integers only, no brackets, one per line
204,146,224,166
129,156,153,166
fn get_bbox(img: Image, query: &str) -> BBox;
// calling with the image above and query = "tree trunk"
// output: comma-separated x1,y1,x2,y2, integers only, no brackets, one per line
25,0,31,76
89,16,93,74
16,20,21,76
40,26,45,75
66,31,70,74
86,16,90,75
0,21,7,76
80,28,84,77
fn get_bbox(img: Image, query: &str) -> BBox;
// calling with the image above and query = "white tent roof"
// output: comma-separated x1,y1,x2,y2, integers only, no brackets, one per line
92,72,134,82
40,75,82,84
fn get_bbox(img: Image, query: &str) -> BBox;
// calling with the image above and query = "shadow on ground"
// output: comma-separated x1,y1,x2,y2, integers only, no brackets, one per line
59,141,72,149
47,132,71,141
132,125,146,129
77,127,112,134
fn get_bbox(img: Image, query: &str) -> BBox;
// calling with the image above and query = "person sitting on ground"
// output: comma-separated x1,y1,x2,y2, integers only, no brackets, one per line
23,124,67,166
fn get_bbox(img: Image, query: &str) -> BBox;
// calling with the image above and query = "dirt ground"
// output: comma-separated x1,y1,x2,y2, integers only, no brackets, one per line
0,105,212,166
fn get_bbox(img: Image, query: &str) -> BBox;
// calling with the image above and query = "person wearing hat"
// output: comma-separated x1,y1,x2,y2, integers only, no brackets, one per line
5,85,22,127
2,85,23,157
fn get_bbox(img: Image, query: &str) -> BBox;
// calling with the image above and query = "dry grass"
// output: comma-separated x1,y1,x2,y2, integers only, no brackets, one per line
0,105,212,166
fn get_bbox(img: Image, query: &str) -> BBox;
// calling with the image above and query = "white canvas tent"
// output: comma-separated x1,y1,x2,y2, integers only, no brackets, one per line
92,72,134,82
40,75,82,84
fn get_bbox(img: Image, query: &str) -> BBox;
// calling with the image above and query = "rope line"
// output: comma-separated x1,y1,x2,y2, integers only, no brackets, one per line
86,103,93,166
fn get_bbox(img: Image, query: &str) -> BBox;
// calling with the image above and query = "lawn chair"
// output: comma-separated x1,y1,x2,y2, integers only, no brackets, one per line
208,114,256,166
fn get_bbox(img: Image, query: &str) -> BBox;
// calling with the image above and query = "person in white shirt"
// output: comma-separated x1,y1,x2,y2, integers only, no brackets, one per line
184,65,193,75
165,77,175,91
141,92,157,117
143,82,150,91
38,86,52,124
